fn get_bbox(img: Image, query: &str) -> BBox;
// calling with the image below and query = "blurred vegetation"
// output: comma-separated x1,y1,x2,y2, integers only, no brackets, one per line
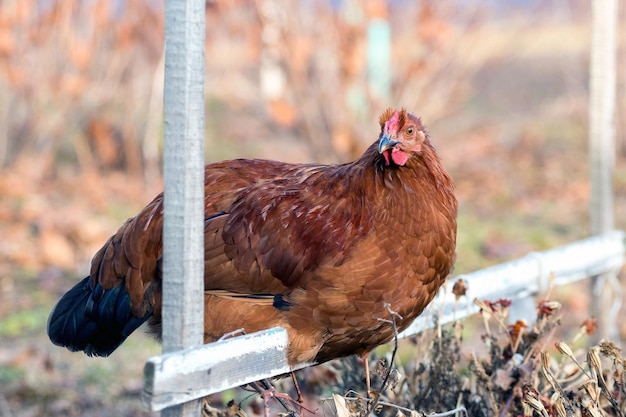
0,0,625,416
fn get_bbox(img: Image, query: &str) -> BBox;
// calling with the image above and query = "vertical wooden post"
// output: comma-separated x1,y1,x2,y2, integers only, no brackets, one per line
162,1,205,416
588,0,617,342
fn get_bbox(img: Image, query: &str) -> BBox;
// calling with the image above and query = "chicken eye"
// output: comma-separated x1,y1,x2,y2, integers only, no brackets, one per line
406,127,414,135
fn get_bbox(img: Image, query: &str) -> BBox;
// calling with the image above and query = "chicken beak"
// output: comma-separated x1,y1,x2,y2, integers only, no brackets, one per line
378,135,400,154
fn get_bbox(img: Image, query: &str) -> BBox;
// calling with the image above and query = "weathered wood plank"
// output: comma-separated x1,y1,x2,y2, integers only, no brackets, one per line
143,327,312,411
142,231,624,412
589,0,617,235
161,0,206,415
589,0,618,343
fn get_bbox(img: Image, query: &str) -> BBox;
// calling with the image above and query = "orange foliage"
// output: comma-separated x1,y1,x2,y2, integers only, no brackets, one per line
0,0,164,174
0,158,161,275
0,0,485,171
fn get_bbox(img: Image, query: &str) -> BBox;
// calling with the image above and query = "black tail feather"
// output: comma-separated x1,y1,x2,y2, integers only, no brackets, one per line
47,276,152,357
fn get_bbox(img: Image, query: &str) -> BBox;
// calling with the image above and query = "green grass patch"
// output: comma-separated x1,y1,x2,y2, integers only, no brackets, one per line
0,365,25,385
0,308,50,337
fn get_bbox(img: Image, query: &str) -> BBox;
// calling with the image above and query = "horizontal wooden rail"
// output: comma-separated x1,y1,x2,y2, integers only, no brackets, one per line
142,230,625,411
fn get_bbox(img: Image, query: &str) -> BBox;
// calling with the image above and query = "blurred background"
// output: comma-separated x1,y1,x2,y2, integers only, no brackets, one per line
0,0,625,416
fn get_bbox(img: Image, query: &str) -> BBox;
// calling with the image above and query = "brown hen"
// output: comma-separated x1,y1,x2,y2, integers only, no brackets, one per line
47,108,457,368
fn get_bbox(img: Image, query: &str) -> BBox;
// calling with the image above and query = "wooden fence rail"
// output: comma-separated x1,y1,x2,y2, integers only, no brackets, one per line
143,230,625,412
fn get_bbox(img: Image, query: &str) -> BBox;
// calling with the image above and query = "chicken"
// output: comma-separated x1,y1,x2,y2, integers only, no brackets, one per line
47,108,457,368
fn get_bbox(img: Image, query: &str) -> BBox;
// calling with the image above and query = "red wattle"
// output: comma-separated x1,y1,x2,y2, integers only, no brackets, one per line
391,148,409,166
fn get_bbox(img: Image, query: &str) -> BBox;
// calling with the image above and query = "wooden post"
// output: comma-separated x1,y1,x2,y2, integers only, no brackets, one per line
162,1,205,416
588,0,617,342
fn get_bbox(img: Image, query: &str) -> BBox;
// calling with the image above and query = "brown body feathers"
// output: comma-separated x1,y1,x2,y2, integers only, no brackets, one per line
47,108,458,366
